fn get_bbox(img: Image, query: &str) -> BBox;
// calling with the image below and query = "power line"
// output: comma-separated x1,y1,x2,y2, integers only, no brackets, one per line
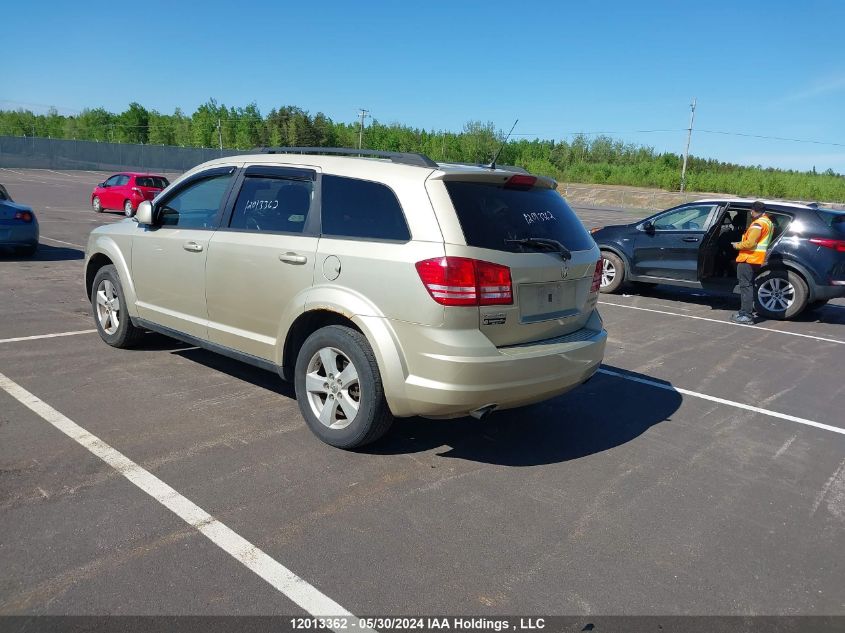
697,129,845,148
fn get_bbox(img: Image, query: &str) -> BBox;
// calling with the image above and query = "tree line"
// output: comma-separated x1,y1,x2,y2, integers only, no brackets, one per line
1,100,843,201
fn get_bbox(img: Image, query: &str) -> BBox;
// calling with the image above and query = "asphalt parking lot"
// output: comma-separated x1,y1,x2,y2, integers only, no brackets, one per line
1,168,843,617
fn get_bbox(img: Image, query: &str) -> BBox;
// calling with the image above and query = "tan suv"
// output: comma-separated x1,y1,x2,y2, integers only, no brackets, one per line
84,148,607,448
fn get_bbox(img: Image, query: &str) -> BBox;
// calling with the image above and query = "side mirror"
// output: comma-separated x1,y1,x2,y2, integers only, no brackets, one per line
643,220,655,234
135,200,154,225
98,182,106,188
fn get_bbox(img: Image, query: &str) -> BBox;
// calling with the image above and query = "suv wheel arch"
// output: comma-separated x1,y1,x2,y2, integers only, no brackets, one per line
281,310,361,381
86,253,114,300
761,257,819,302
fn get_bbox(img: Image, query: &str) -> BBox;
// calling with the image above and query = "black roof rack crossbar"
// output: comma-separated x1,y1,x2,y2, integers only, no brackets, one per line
251,146,438,168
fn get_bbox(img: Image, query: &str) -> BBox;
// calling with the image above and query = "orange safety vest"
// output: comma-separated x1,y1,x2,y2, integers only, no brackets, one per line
736,215,774,265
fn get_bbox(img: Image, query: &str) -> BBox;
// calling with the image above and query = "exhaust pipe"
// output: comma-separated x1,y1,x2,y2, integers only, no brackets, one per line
470,404,498,420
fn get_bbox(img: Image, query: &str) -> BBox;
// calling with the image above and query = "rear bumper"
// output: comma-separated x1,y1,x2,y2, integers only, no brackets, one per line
0,224,39,247
379,310,607,418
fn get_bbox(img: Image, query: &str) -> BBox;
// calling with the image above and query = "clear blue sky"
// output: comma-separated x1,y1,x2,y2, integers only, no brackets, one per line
4,0,845,173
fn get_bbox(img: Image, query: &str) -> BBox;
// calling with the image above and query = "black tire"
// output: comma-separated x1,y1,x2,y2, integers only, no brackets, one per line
124,200,134,217
599,251,625,294
807,299,829,311
18,243,37,257
294,325,393,449
91,265,144,348
92,196,103,213
754,269,809,321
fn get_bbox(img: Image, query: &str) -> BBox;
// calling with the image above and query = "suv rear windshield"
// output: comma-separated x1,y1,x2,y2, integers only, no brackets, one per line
136,177,169,188
816,209,845,235
445,181,595,253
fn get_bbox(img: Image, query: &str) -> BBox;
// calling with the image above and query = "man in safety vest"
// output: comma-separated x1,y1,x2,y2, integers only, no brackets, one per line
731,200,774,324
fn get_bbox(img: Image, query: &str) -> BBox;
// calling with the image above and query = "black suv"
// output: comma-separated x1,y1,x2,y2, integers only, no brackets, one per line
591,199,845,320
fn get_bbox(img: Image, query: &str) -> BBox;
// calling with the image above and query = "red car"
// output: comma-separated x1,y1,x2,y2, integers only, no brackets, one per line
91,173,170,217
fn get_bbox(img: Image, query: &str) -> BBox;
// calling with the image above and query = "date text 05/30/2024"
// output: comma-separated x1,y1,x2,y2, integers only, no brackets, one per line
290,618,547,631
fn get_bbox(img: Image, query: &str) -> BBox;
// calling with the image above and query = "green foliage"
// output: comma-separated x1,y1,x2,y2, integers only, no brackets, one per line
1,103,844,202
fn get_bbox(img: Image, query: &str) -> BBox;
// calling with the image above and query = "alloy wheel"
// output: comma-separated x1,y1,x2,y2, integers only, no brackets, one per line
304,346,361,430
757,277,795,313
95,279,121,335
601,257,616,288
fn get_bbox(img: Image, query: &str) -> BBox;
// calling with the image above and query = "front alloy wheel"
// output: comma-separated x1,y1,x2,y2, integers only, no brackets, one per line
304,346,361,430
95,279,121,335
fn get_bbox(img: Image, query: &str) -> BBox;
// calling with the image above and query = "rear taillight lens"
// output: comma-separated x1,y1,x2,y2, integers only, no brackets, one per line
590,260,602,293
415,257,513,306
14,211,33,223
810,237,845,252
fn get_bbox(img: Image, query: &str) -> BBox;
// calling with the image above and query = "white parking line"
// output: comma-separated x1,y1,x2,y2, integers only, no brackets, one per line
598,367,845,436
41,236,84,249
599,301,845,346
0,371,371,631
0,329,97,345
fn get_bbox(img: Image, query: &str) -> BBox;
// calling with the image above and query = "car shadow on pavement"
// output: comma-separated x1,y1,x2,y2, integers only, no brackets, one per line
364,366,682,466
617,285,845,325
0,243,84,261
156,342,681,466
169,345,297,399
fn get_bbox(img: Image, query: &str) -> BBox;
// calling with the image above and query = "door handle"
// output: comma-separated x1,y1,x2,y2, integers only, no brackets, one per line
183,241,204,252
682,236,700,242
279,252,307,264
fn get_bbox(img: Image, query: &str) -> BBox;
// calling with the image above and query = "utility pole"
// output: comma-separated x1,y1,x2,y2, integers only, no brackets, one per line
217,118,223,155
357,109,369,149
680,98,696,193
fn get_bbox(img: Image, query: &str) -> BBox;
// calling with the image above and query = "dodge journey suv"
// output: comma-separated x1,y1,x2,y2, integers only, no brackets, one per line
85,148,607,448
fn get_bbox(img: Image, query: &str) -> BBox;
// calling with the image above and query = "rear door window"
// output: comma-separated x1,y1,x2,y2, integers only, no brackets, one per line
444,181,595,252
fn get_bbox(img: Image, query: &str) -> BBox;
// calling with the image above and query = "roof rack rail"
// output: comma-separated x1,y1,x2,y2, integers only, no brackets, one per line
250,146,438,168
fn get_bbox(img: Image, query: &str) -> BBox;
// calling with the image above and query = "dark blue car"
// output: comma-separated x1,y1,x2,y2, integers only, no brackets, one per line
0,184,39,256
590,198,845,320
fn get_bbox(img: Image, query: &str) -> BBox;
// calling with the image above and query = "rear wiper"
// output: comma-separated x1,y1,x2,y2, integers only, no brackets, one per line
504,237,572,261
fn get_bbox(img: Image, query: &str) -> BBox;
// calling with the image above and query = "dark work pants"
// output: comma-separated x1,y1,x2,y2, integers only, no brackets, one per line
737,262,758,314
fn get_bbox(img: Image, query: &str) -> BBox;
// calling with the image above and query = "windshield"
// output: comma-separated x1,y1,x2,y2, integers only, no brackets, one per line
136,176,169,188
444,181,595,253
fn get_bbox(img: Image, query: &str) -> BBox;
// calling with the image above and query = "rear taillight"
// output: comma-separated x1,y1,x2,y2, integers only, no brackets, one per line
14,211,33,223
590,260,602,293
415,257,513,306
810,237,845,252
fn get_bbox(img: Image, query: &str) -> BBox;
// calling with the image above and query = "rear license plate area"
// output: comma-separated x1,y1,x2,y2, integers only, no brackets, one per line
519,281,578,323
